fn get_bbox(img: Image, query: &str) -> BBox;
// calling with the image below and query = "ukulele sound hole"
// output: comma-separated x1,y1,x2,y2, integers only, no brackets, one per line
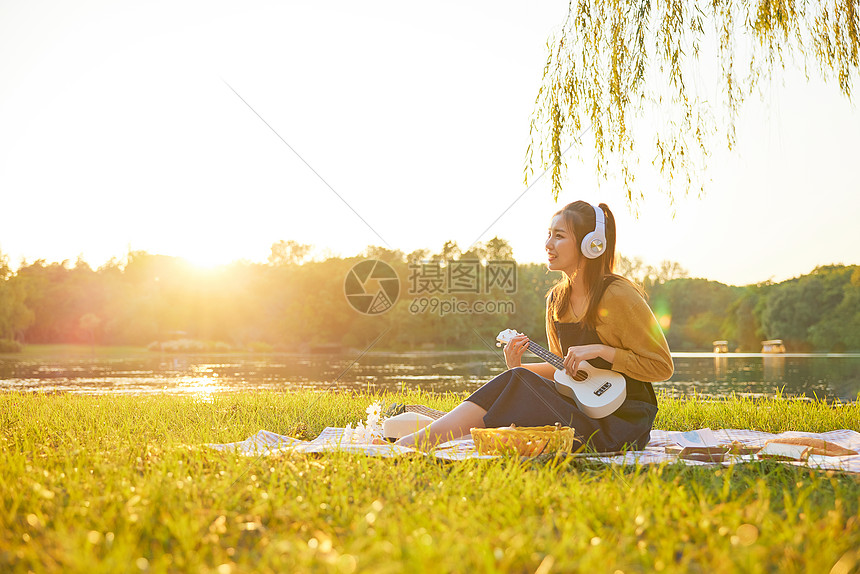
573,370,588,382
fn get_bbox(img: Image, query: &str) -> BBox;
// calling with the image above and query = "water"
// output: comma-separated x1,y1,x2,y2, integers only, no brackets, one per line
1,351,859,402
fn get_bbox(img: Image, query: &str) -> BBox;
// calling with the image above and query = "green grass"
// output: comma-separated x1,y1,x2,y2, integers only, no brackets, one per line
1,391,859,573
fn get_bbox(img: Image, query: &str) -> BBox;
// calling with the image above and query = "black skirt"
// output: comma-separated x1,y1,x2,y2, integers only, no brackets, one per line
466,367,658,452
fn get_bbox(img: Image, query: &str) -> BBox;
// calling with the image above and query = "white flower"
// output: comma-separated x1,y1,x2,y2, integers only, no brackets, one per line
365,401,384,433
347,421,375,444
366,402,382,419
329,402,387,449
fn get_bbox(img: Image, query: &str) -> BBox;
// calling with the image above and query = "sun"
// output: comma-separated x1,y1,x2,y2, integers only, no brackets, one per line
170,238,268,269
179,249,235,269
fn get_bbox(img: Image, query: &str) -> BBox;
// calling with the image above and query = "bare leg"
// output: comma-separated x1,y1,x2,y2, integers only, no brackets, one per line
395,400,487,450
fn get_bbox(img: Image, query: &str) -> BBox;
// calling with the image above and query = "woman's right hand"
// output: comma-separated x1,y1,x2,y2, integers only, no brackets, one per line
504,335,530,369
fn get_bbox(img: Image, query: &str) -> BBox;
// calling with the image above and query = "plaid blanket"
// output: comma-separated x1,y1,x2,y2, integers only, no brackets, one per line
207,427,860,473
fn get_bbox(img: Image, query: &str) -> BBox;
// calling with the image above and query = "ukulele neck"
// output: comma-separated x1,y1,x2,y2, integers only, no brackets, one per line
525,341,565,371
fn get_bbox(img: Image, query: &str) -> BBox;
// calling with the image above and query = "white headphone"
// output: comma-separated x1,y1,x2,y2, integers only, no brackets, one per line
580,203,606,259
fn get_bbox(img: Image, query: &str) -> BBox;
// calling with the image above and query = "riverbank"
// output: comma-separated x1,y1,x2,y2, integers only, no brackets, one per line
2,391,859,573
1,343,510,358
9,344,151,357
4,346,860,401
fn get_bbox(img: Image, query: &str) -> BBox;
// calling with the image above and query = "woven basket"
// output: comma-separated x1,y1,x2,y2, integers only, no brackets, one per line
471,424,577,457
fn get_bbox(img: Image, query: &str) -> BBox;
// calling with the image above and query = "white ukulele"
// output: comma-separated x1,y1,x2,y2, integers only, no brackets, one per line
496,329,627,419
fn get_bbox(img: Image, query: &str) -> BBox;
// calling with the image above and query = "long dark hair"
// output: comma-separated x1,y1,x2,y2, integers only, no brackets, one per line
548,200,634,330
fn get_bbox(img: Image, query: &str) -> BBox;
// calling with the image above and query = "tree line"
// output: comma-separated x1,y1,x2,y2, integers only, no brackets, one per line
1,241,858,353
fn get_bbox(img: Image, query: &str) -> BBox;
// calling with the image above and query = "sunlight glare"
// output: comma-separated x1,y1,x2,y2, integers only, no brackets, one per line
179,251,234,270
175,375,222,403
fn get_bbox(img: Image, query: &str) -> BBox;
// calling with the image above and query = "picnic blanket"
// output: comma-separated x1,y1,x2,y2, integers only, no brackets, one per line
207,427,860,473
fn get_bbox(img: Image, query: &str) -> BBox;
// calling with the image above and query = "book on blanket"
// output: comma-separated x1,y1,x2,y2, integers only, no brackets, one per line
662,429,859,461
763,437,857,458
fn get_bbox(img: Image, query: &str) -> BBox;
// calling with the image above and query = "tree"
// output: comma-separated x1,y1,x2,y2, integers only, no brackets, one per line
615,255,651,286
484,237,514,261
362,246,405,263
405,248,430,263
527,0,859,204
434,241,461,263
458,245,487,262
723,287,766,351
648,277,740,350
759,265,855,350
268,240,312,266
617,255,688,288
79,313,101,353
0,252,35,341
809,267,860,351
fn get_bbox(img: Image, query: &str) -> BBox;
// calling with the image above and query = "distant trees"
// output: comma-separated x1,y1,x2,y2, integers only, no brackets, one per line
79,313,101,352
616,255,689,289
809,267,860,352
759,265,859,352
484,237,514,261
0,242,857,352
12,257,105,343
0,251,34,342
649,265,860,352
723,288,765,352
648,278,741,351
268,240,312,266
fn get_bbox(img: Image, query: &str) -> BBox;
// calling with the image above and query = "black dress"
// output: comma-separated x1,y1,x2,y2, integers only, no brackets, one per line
466,293,659,452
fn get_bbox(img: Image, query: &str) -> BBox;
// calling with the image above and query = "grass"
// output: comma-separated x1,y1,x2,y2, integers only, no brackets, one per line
1,391,859,573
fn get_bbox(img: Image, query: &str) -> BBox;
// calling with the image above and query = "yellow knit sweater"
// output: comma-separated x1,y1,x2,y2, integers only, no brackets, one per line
545,279,674,383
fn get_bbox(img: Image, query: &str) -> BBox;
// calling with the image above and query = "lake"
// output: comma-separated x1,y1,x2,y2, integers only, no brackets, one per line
1,350,859,402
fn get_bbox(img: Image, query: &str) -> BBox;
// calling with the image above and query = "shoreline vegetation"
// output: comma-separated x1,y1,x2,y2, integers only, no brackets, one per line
2,247,859,355
5,343,860,362
2,391,859,573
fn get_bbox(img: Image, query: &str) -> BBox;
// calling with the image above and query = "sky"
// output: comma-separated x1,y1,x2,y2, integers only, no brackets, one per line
1,0,858,287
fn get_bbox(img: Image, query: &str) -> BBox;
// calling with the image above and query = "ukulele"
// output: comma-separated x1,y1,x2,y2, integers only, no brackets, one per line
496,329,627,419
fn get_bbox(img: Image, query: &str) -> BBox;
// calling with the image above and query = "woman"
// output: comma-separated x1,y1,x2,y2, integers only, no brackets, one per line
395,201,673,452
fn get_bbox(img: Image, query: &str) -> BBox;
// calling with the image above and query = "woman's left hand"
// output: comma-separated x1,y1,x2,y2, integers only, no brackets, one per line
562,344,614,377
503,334,530,369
